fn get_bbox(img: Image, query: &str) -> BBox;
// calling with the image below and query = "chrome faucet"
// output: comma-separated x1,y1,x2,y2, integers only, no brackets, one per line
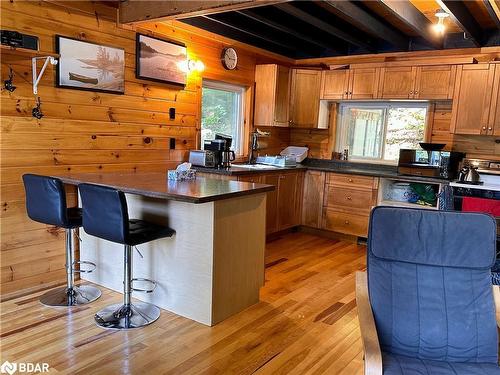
248,129,270,164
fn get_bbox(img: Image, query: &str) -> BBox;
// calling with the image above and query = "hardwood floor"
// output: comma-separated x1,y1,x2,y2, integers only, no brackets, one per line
0,232,367,374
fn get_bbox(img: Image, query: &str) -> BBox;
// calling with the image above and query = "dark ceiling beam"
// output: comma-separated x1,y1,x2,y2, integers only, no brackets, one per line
318,0,408,50
436,0,484,46
483,0,500,29
181,17,295,57
119,0,289,24
274,3,376,51
200,14,299,52
236,9,345,53
378,0,442,49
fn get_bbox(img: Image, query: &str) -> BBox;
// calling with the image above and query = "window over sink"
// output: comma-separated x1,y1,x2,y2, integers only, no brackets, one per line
201,80,246,156
336,102,429,163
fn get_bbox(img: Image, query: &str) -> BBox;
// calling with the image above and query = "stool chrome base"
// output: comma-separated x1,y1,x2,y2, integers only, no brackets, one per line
94,302,160,329
40,285,101,307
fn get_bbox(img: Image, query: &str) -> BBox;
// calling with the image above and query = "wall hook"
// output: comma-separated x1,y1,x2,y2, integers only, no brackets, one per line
32,56,57,95
32,97,43,119
4,67,16,92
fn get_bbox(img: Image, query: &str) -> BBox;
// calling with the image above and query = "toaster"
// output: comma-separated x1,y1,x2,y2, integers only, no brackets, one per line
188,150,215,168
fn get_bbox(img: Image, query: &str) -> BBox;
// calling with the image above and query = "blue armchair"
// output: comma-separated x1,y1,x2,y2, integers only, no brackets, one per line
356,207,500,375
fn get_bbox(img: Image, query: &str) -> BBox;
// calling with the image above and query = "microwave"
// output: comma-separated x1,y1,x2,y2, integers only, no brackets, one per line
398,149,464,180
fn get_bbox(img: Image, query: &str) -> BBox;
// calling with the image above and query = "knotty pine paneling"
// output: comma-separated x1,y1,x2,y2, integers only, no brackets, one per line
0,0,288,298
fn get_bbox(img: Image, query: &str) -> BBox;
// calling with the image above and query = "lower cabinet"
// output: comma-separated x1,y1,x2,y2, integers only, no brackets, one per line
262,171,304,234
321,172,379,237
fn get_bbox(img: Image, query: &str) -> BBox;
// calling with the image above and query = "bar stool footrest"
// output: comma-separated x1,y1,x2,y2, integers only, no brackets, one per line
131,278,157,293
72,260,97,274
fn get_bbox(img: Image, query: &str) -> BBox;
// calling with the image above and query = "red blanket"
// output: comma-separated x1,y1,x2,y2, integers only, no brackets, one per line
462,197,500,217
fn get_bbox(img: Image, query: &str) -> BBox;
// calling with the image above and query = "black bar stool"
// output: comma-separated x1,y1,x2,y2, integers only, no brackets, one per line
78,183,175,329
22,174,101,307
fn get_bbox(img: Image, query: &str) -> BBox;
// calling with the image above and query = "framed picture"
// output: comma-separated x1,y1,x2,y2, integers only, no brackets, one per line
136,33,187,86
56,35,125,94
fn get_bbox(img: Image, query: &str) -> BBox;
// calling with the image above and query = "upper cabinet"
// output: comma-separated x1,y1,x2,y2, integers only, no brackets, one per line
254,64,291,127
378,65,456,100
487,64,500,136
450,64,496,135
321,68,380,100
378,66,417,99
289,69,322,128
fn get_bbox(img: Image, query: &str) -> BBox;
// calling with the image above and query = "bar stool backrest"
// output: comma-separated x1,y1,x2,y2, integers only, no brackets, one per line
22,174,68,227
78,183,129,244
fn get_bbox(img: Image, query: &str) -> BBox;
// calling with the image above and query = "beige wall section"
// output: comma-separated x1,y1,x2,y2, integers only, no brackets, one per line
0,0,288,298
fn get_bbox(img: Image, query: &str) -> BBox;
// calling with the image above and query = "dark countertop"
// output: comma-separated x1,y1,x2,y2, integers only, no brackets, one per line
53,172,275,204
194,159,450,185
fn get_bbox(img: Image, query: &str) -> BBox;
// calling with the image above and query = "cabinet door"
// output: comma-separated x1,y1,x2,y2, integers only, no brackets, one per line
488,64,500,136
277,173,300,230
450,64,495,135
290,69,321,128
254,64,277,127
274,65,291,127
320,70,350,100
379,66,416,99
348,68,380,99
302,171,325,228
414,65,456,100
263,174,279,234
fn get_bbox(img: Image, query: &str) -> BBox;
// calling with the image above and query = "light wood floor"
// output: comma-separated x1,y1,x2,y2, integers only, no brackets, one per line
0,232,367,374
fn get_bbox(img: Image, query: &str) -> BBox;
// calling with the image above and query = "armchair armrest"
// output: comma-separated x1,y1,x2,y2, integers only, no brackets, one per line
356,271,383,375
493,285,500,329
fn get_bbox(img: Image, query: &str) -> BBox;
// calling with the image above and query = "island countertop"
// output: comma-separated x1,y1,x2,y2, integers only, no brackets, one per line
53,172,274,203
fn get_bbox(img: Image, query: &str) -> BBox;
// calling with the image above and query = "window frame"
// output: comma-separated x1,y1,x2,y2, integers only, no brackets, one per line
336,101,430,164
201,79,246,157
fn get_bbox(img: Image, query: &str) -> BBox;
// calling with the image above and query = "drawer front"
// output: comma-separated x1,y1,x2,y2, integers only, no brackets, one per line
326,173,376,189
324,185,375,211
322,209,369,237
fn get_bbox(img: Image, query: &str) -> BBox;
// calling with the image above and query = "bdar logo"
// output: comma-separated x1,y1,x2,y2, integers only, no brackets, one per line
0,361,17,375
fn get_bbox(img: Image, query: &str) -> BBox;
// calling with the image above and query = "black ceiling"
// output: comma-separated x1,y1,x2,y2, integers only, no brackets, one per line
181,1,500,59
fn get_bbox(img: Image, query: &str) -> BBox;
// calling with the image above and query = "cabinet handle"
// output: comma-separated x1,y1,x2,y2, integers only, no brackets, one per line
348,178,353,183
488,127,493,131
482,126,487,130
344,220,350,225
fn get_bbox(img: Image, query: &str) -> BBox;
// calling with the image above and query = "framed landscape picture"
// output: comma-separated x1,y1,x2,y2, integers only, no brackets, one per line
56,36,125,94
136,33,187,86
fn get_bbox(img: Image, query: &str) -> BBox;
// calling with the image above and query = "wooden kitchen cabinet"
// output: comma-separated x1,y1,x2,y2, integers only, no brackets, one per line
451,64,496,135
322,172,378,237
414,65,456,99
254,64,291,127
302,171,325,228
378,66,417,99
289,69,321,128
320,68,380,100
321,70,350,100
262,171,304,234
487,64,500,136
263,174,280,234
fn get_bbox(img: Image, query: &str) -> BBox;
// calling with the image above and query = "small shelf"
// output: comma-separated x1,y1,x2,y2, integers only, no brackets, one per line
1,45,59,61
379,200,437,210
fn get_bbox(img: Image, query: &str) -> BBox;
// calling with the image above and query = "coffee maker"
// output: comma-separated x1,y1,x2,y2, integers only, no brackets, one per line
203,134,235,169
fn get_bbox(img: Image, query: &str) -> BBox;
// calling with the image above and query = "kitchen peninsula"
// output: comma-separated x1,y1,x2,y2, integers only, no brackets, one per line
54,172,274,326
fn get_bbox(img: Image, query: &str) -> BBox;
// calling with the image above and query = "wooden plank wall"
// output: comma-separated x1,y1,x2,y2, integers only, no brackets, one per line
0,0,288,298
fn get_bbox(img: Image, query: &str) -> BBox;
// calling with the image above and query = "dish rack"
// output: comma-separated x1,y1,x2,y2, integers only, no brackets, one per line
255,155,297,167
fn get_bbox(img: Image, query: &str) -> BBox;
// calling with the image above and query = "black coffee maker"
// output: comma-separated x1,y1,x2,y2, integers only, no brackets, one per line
203,134,235,169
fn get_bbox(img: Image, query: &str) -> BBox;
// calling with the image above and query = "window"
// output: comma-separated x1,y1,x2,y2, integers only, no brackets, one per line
336,102,428,163
201,80,245,155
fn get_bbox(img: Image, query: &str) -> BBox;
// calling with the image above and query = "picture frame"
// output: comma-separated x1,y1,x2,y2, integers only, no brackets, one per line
55,35,125,94
135,33,187,86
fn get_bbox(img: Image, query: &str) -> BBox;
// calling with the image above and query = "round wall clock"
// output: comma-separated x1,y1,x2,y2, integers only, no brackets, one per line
221,47,238,70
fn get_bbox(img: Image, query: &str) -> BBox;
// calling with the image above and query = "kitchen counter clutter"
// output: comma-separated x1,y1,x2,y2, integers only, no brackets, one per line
54,172,273,326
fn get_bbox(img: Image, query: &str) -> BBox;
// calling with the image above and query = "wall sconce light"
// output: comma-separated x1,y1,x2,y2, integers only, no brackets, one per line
433,9,449,35
177,59,205,73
